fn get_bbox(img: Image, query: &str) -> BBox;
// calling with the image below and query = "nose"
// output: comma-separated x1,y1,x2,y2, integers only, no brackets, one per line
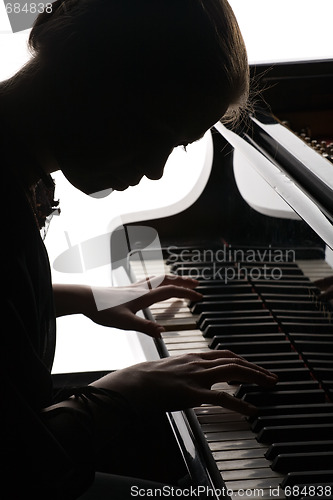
145,166,165,181
144,147,173,181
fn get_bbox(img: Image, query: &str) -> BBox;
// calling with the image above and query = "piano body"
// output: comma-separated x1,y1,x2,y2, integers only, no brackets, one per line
47,58,333,498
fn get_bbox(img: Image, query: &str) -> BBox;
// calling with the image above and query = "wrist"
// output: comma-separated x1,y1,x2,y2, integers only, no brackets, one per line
53,283,94,317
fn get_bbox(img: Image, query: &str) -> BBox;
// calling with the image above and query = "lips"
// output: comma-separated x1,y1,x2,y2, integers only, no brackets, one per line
116,173,144,189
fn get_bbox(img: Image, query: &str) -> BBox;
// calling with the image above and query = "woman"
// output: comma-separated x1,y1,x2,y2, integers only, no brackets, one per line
2,0,278,498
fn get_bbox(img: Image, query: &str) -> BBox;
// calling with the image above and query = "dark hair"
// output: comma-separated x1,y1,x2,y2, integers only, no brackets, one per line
28,0,249,125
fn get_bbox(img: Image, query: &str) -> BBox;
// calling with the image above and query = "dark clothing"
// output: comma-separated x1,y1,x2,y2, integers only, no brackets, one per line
2,146,185,497
3,164,96,499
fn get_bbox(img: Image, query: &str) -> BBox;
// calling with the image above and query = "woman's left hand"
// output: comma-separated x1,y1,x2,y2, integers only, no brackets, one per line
314,276,333,304
53,276,202,338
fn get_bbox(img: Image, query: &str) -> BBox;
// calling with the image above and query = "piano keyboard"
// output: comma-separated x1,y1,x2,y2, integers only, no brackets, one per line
130,248,333,500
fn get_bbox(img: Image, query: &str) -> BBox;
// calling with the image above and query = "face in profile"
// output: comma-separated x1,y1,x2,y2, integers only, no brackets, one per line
54,91,228,196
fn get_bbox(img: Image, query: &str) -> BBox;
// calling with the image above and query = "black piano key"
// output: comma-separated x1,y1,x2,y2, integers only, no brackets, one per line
214,341,292,354
252,413,333,433
190,292,259,307
262,294,319,302
308,369,333,383
210,333,286,349
312,365,333,373
196,284,253,295
240,352,300,362
273,309,331,319
196,279,248,286
199,315,276,331
260,367,312,381
256,424,333,443
253,284,317,294
236,380,320,399
204,323,280,338
265,300,320,311
304,355,333,379
258,404,333,418
304,353,333,361
283,323,333,334
253,277,311,285
172,263,234,270
281,470,333,488
170,262,225,271
243,389,326,406
196,310,272,328
279,315,333,324
242,264,304,276
237,260,300,267
259,274,311,282
191,299,264,314
272,451,333,473
241,358,312,379
293,340,333,353
265,440,333,461
289,334,333,342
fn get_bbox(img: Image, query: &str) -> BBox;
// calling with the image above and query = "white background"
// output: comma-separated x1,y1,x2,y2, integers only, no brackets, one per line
1,0,333,81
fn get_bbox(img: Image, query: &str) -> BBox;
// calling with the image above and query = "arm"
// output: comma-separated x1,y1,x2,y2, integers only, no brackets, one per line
3,300,95,499
47,350,278,453
53,283,91,317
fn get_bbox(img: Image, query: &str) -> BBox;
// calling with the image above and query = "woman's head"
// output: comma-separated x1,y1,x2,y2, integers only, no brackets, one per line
21,0,249,194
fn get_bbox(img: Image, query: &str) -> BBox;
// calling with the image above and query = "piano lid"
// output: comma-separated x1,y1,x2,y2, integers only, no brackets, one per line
214,120,333,251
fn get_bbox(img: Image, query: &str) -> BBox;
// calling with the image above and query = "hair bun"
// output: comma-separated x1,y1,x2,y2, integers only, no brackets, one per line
29,0,80,51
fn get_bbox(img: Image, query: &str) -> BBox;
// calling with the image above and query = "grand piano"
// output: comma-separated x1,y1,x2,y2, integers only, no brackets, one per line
43,8,333,499
121,59,333,498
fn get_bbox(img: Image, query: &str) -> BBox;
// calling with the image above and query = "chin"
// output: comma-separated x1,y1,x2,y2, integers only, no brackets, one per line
88,188,114,198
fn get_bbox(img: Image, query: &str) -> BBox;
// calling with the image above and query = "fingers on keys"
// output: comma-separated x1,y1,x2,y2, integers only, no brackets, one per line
138,284,202,307
190,351,278,415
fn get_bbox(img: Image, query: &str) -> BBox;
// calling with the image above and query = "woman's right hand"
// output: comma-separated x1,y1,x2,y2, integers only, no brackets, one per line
90,350,278,416
48,350,278,453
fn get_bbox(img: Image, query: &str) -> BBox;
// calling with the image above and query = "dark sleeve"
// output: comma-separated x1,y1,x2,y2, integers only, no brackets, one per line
1,302,96,500
2,375,95,500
